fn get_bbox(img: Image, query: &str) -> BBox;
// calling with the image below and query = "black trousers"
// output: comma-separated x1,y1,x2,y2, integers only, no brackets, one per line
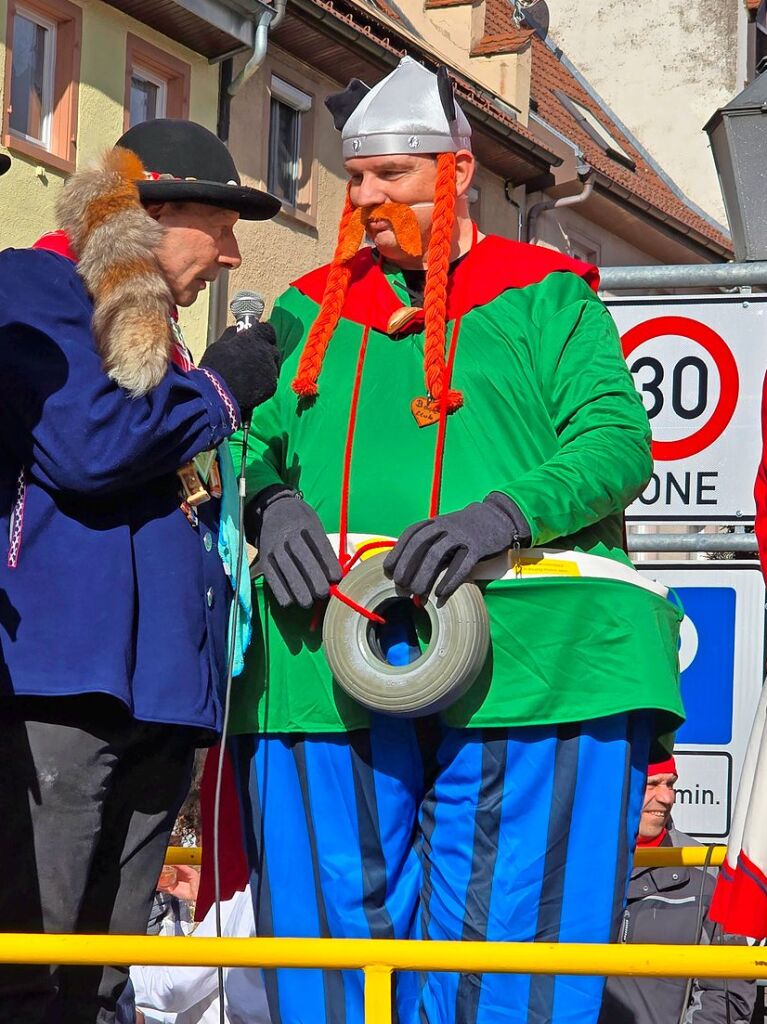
0,694,197,1024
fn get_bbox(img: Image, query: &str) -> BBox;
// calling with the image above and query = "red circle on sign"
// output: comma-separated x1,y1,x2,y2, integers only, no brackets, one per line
621,315,739,461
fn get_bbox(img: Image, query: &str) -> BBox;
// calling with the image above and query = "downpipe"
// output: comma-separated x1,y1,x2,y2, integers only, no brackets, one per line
228,0,287,97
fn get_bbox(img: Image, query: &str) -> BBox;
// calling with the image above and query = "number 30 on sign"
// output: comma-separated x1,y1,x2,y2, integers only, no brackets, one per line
606,296,767,522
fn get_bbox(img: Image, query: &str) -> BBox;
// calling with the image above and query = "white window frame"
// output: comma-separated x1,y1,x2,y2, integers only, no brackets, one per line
566,229,601,266
11,5,56,150
270,75,312,114
130,63,168,124
268,75,312,209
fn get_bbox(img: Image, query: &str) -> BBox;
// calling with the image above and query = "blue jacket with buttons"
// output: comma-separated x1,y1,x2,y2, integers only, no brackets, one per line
0,248,239,734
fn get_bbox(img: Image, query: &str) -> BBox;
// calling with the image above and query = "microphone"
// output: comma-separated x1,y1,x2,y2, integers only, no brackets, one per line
230,290,265,331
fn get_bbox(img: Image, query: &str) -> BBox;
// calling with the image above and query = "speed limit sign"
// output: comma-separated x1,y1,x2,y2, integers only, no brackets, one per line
606,294,767,522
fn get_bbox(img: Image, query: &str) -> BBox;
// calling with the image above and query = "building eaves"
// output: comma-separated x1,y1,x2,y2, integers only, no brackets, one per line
530,35,732,257
559,51,730,238
424,0,471,8
102,0,258,59
279,0,561,180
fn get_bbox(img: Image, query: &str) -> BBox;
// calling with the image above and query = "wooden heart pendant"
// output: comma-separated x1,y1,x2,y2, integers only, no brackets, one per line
411,396,441,428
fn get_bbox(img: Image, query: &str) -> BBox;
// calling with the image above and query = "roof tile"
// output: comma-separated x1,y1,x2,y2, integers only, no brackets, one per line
529,36,730,251
325,0,730,253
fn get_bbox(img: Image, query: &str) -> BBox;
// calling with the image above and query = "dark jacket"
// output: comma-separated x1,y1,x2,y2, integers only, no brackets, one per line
599,827,756,1024
0,248,239,733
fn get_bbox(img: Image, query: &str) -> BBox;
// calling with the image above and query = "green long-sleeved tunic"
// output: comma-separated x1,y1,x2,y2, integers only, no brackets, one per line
229,236,683,737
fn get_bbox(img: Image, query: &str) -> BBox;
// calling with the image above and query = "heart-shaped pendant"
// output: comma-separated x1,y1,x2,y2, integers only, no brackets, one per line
411,396,441,428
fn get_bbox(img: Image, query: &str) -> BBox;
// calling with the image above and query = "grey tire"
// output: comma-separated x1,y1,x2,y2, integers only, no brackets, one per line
322,552,490,717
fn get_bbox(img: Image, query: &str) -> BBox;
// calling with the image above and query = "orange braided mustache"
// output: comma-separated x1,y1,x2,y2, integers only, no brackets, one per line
335,202,424,262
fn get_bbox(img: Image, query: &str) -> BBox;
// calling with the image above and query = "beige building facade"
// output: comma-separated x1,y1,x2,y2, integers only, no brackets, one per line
222,0,731,321
0,0,737,339
0,0,253,353
544,0,750,226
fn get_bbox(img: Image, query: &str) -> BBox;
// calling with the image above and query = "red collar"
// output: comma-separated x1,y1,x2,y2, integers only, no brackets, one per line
292,235,599,333
636,828,668,848
33,230,78,262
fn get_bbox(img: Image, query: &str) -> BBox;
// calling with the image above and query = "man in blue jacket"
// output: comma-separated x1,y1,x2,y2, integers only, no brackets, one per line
0,119,280,1024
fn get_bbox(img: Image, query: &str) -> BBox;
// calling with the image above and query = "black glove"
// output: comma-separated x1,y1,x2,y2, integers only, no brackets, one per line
248,486,343,609
383,492,531,600
199,324,280,420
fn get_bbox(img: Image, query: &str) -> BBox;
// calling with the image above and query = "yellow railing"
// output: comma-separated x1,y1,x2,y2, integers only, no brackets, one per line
165,846,729,868
165,846,202,865
149,844,739,1021
634,846,726,867
0,934,763,1024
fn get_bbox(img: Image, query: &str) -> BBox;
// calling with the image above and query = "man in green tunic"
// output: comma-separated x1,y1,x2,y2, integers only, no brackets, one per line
230,57,683,1024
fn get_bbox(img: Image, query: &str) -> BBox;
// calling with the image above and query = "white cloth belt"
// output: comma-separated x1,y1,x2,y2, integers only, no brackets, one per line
331,534,669,600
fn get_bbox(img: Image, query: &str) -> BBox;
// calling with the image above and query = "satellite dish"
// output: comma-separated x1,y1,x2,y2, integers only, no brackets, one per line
512,0,550,40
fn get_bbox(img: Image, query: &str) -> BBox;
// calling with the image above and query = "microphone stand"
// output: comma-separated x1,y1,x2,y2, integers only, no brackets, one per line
212,416,251,1024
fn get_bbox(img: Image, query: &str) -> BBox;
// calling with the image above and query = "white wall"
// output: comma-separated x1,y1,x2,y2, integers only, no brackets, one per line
543,0,747,226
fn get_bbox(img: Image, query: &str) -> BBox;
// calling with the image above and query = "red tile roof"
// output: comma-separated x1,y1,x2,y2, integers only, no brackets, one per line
313,0,729,255
529,36,731,252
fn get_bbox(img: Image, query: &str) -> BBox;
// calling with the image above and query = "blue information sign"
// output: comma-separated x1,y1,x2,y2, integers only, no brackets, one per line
675,586,736,745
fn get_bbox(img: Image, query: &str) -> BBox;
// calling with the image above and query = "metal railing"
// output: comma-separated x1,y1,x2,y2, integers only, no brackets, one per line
165,845,729,867
599,261,767,291
2,845,744,1024
627,533,758,553
0,934,764,1024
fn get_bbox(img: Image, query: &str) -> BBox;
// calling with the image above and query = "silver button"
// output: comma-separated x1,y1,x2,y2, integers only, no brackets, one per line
206,587,214,608
672,873,679,880
642,885,649,892
203,532,213,552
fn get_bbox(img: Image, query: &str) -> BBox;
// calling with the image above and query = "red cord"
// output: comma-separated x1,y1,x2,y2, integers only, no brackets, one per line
338,323,371,569
311,324,380,631
317,225,474,628
310,539,395,632
328,584,385,624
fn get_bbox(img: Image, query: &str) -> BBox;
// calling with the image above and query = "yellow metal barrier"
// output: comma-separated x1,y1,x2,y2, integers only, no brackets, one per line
0,934,763,1024
153,844,736,1020
164,847,202,865
634,846,726,867
166,846,728,868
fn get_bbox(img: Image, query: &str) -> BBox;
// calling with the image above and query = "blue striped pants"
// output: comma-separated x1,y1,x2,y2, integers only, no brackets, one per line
231,712,650,1024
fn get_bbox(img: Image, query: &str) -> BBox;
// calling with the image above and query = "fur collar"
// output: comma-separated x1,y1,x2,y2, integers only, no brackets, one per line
56,148,174,396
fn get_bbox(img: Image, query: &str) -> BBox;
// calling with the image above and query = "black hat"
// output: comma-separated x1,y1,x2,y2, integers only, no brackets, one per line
0,153,10,176
116,118,280,221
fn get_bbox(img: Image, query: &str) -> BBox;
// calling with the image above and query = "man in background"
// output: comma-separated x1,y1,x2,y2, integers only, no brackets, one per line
600,756,756,1024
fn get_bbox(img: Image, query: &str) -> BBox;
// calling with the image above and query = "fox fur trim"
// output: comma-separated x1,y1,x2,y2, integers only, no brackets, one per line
56,147,174,396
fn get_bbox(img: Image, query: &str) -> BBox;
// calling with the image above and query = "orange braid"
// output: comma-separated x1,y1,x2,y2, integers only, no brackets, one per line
423,152,462,412
292,185,359,398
